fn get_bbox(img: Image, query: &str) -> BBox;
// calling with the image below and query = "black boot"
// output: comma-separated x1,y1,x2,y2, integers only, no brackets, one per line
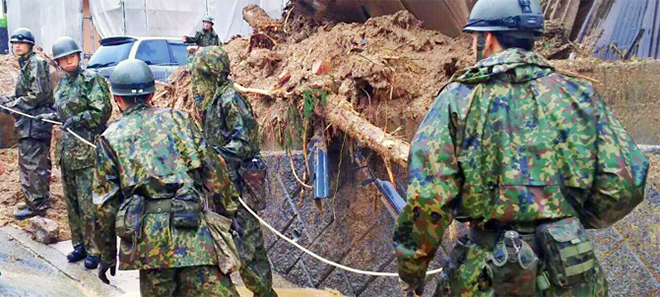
67,245,87,263
14,207,46,221
84,256,99,269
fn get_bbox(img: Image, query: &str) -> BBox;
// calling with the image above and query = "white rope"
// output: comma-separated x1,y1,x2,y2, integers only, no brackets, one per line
237,196,443,277
0,104,97,148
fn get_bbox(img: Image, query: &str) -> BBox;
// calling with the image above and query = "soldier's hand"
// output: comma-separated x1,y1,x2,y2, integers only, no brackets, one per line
61,117,79,131
182,35,187,42
98,260,116,285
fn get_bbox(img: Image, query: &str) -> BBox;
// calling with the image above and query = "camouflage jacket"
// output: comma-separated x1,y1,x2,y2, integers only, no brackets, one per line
186,29,220,47
1,51,54,140
54,67,112,171
202,86,260,171
93,103,238,270
190,46,260,172
393,49,648,288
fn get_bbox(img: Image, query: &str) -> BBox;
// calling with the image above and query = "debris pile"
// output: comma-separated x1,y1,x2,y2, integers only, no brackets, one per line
160,8,474,168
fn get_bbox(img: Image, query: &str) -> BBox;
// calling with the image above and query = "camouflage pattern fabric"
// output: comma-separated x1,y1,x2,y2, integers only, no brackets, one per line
191,46,276,297
185,29,220,47
139,265,239,297
393,48,648,296
1,50,54,140
18,138,51,210
63,166,98,256
233,206,277,297
435,238,607,297
54,67,112,170
0,51,54,210
55,66,111,256
93,103,238,271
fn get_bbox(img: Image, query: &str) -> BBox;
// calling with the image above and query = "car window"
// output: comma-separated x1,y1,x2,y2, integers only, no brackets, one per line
87,41,134,68
135,40,171,65
169,42,188,65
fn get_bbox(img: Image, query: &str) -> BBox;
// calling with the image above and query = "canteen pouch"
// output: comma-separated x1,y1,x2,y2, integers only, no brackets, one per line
171,187,203,229
115,194,146,241
485,231,539,296
238,157,268,211
536,218,596,288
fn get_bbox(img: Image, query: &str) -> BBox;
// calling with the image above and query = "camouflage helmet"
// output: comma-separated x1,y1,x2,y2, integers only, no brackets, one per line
109,59,156,97
52,36,82,60
203,16,215,25
10,28,35,45
463,0,544,38
191,46,230,79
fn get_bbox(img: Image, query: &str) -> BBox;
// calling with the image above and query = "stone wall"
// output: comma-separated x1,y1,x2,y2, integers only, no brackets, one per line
262,151,660,297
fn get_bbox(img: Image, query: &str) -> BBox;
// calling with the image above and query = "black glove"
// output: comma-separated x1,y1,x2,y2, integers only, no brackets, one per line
61,117,80,131
35,112,58,122
98,260,116,285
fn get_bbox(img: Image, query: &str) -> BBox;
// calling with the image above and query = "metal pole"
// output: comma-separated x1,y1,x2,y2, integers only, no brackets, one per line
90,16,95,52
144,0,148,36
121,0,127,35
205,0,209,15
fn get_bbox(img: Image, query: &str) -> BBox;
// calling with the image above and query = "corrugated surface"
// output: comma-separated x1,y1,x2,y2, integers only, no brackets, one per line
577,0,660,60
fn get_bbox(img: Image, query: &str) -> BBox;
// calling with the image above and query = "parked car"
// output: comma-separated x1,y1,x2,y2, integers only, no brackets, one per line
87,36,188,82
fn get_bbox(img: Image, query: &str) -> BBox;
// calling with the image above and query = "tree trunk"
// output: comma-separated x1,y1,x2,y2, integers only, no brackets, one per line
243,5,279,30
315,94,410,167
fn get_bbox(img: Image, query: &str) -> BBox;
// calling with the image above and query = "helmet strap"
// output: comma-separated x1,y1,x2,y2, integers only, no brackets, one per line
476,32,486,62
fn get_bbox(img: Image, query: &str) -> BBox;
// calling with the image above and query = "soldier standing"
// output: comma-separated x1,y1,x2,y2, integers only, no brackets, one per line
94,59,240,296
190,46,278,297
0,28,53,220
36,36,112,269
393,0,648,296
183,16,220,47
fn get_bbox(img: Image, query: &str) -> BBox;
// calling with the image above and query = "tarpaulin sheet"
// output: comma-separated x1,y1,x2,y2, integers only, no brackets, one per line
90,0,285,41
7,0,84,55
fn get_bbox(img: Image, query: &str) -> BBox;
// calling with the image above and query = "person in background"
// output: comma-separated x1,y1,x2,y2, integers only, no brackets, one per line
183,16,220,47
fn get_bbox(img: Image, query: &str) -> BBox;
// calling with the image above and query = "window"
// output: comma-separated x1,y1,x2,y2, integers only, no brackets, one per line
87,41,134,68
135,40,170,65
169,42,188,65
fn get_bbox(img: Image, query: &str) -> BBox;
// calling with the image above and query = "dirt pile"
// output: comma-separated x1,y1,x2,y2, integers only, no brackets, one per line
160,10,473,167
0,148,70,241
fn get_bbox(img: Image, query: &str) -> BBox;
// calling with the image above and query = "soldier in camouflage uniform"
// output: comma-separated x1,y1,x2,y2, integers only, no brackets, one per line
94,59,240,296
191,46,278,297
393,1,649,296
38,36,112,269
184,16,220,47
0,28,53,220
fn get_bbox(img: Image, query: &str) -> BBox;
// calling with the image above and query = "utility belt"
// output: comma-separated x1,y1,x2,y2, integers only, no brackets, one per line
465,218,597,295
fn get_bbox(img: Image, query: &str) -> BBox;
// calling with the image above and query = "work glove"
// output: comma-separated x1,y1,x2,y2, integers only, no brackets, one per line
34,112,58,122
61,117,80,131
98,260,117,285
400,278,424,297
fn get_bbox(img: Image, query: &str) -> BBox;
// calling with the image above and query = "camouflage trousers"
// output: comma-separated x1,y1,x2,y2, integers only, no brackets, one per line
139,265,239,297
62,165,98,256
18,138,51,210
434,237,608,297
234,205,278,297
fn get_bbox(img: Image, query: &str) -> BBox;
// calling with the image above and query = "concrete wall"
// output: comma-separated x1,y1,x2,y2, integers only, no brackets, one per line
556,59,660,146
